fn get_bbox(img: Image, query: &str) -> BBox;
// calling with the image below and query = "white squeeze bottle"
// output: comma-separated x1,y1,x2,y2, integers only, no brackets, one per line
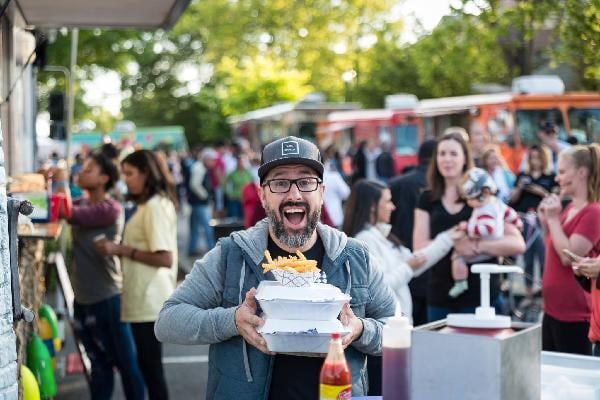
382,306,412,400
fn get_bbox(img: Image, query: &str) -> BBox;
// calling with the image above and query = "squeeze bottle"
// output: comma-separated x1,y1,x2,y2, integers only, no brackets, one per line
382,307,412,400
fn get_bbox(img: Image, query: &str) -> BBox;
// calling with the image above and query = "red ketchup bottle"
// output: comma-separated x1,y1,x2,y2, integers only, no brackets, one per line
319,332,351,400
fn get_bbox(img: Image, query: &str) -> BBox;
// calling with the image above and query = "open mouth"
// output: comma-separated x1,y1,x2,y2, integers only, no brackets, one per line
281,203,308,228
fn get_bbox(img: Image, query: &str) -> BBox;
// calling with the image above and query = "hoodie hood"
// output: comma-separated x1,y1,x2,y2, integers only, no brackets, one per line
230,218,348,266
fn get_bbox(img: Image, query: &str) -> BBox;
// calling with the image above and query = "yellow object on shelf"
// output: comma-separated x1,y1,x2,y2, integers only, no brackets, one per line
21,365,41,400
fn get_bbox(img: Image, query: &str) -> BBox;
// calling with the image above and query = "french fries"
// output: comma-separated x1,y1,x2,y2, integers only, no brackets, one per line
261,249,320,274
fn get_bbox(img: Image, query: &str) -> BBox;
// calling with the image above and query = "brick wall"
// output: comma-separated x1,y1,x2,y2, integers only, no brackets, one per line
0,136,18,398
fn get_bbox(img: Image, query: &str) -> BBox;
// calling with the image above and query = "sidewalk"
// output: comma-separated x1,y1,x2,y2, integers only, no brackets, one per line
55,326,210,399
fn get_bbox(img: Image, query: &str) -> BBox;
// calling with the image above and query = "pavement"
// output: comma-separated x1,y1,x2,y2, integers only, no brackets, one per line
55,205,211,399
55,334,210,399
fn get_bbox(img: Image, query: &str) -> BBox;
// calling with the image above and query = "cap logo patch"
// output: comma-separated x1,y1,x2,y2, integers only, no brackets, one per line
281,141,300,156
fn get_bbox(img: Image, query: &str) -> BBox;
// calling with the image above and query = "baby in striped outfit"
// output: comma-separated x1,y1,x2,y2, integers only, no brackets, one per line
449,168,523,298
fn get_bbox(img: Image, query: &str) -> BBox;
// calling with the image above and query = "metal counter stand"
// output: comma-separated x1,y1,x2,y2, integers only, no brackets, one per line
382,264,600,400
350,350,600,400
411,320,541,400
410,265,541,400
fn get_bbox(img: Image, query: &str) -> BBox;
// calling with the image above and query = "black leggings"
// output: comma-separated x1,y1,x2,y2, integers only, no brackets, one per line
131,322,169,400
542,313,592,356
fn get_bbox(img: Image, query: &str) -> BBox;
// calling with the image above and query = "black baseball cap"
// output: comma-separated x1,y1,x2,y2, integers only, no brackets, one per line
538,121,557,134
258,136,324,183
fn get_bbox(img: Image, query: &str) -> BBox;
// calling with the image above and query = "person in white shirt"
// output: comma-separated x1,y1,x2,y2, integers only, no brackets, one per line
323,159,351,228
342,179,456,321
342,178,456,396
365,141,382,181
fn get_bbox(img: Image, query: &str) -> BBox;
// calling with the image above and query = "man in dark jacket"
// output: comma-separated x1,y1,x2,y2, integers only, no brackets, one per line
389,139,436,325
375,141,396,182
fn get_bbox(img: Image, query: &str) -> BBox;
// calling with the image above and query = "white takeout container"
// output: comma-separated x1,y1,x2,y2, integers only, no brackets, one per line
258,318,350,354
255,280,351,320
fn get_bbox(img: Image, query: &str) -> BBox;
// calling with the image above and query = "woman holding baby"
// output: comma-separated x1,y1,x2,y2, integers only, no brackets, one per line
413,131,525,322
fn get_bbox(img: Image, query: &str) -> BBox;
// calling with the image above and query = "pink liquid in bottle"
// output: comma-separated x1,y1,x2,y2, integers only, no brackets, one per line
383,346,410,400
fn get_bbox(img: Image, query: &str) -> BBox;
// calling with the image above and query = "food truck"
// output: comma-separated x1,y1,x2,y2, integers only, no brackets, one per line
417,75,600,171
228,93,361,150
324,94,422,174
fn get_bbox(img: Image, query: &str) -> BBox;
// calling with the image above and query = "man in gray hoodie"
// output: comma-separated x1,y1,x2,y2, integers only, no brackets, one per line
155,136,395,400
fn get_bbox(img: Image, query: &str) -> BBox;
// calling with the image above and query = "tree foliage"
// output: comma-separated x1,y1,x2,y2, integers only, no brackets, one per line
39,0,599,146
555,0,600,90
353,12,509,106
216,55,313,116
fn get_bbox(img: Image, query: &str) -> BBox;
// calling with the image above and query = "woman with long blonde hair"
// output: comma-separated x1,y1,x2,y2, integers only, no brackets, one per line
510,144,558,305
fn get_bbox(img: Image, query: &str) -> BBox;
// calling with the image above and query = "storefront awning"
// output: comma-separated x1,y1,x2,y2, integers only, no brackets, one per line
17,0,191,29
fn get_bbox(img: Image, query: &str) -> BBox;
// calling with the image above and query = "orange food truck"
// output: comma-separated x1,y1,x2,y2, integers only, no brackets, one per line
323,77,600,175
417,76,600,172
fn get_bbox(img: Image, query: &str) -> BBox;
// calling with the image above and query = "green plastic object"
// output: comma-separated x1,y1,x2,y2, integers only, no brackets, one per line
38,304,62,352
26,333,57,398
38,304,59,338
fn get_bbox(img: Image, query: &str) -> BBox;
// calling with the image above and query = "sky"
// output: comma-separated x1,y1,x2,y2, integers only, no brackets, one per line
38,0,455,135
398,0,454,43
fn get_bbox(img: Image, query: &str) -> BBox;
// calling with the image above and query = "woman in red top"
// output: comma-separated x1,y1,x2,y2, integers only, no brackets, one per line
539,143,600,355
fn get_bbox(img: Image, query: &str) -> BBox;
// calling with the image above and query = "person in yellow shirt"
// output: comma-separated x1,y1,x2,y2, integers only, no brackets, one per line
95,149,177,400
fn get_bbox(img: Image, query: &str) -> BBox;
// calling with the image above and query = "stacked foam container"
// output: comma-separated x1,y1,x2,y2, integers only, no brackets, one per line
255,280,351,353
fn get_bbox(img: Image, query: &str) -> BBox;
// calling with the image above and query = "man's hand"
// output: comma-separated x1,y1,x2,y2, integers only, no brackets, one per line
235,288,272,354
339,303,364,349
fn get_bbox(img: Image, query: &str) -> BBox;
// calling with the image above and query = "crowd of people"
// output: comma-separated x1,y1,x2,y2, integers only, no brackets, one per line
38,119,600,399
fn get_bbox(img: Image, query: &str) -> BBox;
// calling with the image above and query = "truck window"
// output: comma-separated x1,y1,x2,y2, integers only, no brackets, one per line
394,124,418,155
516,109,565,146
568,108,600,144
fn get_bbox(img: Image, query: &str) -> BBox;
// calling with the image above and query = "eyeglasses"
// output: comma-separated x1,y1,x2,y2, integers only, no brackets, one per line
262,177,322,193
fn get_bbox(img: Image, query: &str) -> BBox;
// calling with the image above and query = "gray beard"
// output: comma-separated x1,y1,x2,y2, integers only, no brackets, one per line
266,207,321,248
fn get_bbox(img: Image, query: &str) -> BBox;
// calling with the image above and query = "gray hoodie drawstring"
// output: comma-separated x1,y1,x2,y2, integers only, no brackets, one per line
242,340,254,383
344,260,352,295
238,259,246,304
238,260,254,382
